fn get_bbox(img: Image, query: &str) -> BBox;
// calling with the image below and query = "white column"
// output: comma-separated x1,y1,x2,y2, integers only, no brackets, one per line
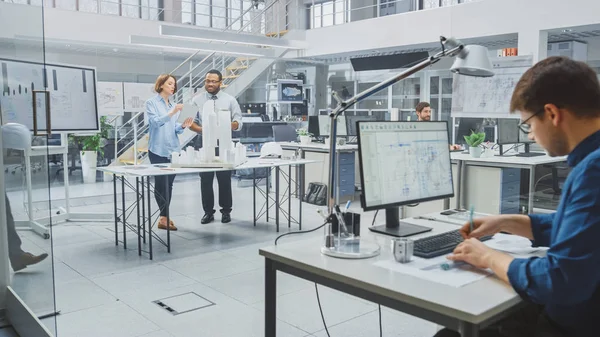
518,30,548,62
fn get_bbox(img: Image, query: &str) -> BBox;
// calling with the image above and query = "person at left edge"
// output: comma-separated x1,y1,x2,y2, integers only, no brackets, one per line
146,74,194,231
189,69,243,225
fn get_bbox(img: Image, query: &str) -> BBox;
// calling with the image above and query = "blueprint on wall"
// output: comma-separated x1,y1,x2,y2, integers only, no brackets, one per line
451,66,529,117
97,81,124,116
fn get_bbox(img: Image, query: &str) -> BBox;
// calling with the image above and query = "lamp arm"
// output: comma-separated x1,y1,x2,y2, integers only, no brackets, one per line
325,42,464,217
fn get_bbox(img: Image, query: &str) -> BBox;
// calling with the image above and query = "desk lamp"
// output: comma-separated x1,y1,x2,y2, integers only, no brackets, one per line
321,36,494,259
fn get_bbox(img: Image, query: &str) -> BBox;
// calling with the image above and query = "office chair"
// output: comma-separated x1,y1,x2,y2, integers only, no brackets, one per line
272,125,298,142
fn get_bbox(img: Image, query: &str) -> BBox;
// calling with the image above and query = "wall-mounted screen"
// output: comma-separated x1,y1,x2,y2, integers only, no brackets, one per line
0,58,99,132
277,79,303,102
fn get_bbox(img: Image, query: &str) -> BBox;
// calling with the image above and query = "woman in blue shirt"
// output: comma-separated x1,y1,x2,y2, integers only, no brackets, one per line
146,74,193,231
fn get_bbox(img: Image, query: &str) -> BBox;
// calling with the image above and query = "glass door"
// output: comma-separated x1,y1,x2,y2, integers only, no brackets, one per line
0,1,57,335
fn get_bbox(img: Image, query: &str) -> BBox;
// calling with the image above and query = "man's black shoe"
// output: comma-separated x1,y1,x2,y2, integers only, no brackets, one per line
201,213,214,224
221,213,231,223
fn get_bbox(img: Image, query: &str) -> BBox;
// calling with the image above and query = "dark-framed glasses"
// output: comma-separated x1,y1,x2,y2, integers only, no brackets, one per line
517,109,544,134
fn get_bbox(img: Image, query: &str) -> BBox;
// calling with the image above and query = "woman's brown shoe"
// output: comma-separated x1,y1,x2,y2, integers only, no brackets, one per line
158,217,177,231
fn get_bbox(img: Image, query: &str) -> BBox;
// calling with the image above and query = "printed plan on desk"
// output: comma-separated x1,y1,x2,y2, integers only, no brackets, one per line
374,233,545,287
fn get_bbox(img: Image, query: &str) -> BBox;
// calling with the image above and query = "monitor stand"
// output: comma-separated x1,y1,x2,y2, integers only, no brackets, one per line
368,207,432,238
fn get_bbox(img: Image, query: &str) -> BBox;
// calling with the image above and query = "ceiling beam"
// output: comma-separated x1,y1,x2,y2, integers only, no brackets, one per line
159,25,308,49
129,35,275,57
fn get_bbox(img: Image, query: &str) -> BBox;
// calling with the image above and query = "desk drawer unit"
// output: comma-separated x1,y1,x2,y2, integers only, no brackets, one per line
337,153,355,198
500,168,521,214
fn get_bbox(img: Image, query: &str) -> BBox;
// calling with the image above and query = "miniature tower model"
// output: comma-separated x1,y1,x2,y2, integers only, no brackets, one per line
201,98,233,162
201,100,219,162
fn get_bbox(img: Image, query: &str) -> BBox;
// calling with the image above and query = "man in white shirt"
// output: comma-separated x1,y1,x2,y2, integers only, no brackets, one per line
190,69,243,224
416,101,461,151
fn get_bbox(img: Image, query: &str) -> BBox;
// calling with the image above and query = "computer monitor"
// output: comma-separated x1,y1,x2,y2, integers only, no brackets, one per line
318,115,347,137
455,118,484,146
496,119,520,145
308,116,320,137
358,121,454,237
346,115,377,136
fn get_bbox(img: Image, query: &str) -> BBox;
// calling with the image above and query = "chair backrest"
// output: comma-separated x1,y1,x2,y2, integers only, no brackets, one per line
272,125,297,142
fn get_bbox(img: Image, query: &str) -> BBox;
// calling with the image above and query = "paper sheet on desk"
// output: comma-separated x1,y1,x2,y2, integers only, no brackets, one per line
374,256,493,288
484,233,545,255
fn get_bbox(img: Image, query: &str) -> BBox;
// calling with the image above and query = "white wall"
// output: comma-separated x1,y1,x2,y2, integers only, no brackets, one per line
304,0,600,57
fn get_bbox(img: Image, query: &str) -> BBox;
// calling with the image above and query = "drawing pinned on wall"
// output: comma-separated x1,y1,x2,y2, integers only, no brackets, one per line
123,82,154,112
451,65,529,116
97,81,124,116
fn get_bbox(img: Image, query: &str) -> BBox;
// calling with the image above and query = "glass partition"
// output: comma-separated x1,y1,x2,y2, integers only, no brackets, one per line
0,1,57,335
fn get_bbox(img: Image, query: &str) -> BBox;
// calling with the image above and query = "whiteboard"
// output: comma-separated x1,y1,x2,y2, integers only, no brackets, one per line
97,81,124,116
123,82,154,112
451,66,529,117
0,58,99,132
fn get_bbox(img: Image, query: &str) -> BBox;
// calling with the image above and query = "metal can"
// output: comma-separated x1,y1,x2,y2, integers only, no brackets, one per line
391,238,414,263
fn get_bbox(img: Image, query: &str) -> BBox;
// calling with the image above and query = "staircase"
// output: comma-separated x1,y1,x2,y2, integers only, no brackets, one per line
112,0,300,166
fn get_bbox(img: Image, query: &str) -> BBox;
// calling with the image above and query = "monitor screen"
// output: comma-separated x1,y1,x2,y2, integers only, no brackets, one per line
455,118,484,145
318,115,347,137
358,121,454,211
346,115,377,136
308,115,320,137
496,119,520,145
518,127,534,144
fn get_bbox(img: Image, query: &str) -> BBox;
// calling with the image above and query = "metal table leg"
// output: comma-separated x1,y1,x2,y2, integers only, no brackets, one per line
266,168,270,222
147,178,153,260
141,177,146,244
121,176,127,250
253,168,256,227
456,160,464,209
459,321,480,337
265,258,277,337
288,165,291,229
299,164,303,230
528,165,535,213
136,177,141,256
113,174,118,246
165,175,170,253
276,167,280,232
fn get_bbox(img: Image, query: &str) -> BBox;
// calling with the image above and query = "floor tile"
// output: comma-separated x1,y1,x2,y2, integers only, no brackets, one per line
139,331,175,337
201,267,311,305
49,225,106,247
56,301,159,337
311,306,438,337
162,252,261,283
91,264,196,299
55,277,117,314
252,286,377,334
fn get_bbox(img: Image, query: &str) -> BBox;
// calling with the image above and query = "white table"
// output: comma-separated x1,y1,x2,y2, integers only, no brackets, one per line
260,213,530,337
451,152,567,214
99,158,317,259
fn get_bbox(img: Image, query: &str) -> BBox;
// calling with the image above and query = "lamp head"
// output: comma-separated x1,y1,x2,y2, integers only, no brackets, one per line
450,44,494,77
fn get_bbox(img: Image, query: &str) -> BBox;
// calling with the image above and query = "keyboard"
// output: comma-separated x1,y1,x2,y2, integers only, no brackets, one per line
413,230,492,258
515,152,545,157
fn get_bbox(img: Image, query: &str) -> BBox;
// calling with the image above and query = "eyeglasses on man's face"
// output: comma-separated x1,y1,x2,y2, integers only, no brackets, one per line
518,109,544,134
205,80,221,85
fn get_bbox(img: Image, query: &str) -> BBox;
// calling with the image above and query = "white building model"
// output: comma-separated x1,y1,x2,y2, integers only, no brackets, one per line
171,100,247,168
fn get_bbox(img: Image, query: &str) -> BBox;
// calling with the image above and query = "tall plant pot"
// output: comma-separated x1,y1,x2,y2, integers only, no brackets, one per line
80,151,98,184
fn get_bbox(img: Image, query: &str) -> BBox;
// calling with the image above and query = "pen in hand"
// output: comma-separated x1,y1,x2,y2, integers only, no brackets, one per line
469,205,475,234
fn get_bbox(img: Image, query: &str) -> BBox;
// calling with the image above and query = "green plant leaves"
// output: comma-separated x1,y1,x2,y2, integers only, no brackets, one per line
464,131,485,147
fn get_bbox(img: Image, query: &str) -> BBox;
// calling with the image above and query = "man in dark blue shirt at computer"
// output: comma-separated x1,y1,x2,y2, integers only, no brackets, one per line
434,57,600,337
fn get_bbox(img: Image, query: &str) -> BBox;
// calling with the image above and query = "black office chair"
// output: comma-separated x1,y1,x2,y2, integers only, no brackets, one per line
272,125,298,142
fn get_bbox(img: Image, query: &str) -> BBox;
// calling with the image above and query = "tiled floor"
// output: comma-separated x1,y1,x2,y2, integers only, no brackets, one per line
7,178,443,337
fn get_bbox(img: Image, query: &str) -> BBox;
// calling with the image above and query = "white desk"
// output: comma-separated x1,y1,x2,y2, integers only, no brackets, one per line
451,152,567,214
99,158,317,259
260,213,529,337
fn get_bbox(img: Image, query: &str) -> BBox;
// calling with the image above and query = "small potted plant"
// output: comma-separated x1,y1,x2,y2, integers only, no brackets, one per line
463,131,486,158
69,117,112,183
296,128,313,145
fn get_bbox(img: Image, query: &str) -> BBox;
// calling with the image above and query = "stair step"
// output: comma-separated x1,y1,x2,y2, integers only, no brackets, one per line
226,65,249,71
223,75,240,79
265,30,288,37
119,159,137,165
137,147,148,153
